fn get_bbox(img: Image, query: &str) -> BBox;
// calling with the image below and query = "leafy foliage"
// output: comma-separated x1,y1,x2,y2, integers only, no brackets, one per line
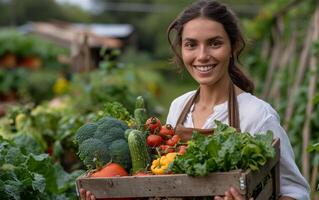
171,121,275,176
0,136,84,200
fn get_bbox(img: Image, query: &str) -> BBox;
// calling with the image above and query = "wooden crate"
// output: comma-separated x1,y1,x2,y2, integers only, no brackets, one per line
76,138,280,200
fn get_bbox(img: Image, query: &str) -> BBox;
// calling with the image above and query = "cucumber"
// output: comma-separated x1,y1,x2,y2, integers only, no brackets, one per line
124,128,134,141
134,108,148,131
134,96,148,131
135,96,145,109
128,130,150,174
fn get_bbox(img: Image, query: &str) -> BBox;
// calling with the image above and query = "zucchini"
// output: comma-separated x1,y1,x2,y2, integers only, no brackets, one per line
128,130,150,174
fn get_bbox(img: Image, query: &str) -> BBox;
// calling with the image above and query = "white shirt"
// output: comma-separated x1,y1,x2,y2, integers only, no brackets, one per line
166,90,310,200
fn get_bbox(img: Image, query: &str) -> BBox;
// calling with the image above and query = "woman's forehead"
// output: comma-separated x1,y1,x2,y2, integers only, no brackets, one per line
182,18,228,40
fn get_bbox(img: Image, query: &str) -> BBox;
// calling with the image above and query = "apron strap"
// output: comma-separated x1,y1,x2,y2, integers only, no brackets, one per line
228,83,241,131
175,89,200,128
175,83,241,134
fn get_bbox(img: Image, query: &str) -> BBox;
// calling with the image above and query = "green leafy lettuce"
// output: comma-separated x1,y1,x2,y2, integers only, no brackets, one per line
171,121,275,176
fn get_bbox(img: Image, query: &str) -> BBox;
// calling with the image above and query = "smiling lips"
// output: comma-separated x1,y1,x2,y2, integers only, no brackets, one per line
193,64,217,73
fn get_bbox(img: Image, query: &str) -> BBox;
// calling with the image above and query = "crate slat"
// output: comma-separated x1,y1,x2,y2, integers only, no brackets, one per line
77,171,243,198
244,138,280,197
255,176,273,200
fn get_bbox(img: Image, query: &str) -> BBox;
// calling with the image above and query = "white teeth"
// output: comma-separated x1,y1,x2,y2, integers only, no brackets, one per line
194,64,216,72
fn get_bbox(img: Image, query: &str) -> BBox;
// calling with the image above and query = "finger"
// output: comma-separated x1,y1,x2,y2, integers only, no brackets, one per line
230,187,243,200
86,191,92,200
90,194,96,200
79,188,86,200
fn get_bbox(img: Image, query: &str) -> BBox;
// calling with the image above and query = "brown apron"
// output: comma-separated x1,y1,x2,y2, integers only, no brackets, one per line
175,83,241,142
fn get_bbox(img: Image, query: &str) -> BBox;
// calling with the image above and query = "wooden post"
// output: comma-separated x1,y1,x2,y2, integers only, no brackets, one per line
302,1,319,182
262,17,284,100
269,32,296,109
283,17,313,129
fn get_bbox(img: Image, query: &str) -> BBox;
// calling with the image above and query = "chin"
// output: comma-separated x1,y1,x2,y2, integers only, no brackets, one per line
196,80,216,86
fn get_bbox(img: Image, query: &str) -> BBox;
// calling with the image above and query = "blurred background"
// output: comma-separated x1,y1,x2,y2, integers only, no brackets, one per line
0,0,318,199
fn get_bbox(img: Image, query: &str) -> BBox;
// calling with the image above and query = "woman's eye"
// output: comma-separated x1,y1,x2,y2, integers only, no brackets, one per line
184,42,195,48
210,41,222,48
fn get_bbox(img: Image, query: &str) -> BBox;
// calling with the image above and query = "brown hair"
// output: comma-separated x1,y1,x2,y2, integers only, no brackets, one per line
167,0,254,93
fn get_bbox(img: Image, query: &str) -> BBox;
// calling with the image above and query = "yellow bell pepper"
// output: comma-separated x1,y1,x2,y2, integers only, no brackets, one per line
151,153,177,175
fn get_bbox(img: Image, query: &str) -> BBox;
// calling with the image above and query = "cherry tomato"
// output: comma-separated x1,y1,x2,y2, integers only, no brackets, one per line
147,134,163,147
171,135,180,143
166,135,181,146
145,117,162,134
178,145,187,155
159,124,175,139
160,144,175,153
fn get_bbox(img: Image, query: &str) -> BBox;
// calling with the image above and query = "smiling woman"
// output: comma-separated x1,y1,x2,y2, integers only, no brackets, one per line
165,0,310,200
181,18,231,88
78,1,310,200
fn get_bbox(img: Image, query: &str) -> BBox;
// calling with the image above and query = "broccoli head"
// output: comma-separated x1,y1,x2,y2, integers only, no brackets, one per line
78,138,110,169
108,139,131,171
74,123,97,145
75,116,131,170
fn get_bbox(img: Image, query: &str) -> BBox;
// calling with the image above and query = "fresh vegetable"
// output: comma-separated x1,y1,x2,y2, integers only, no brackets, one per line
128,130,150,174
145,117,161,134
147,134,163,147
165,135,180,146
90,163,128,177
177,145,187,155
171,121,275,176
103,101,134,125
124,128,134,140
134,96,148,131
160,144,175,154
159,124,175,139
75,116,131,170
150,153,177,175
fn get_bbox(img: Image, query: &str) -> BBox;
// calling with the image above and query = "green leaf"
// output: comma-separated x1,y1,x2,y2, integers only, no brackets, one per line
307,143,319,152
26,153,58,193
32,173,46,193
206,138,220,158
4,180,22,200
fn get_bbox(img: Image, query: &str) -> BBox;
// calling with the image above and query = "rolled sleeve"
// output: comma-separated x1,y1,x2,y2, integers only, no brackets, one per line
259,116,310,200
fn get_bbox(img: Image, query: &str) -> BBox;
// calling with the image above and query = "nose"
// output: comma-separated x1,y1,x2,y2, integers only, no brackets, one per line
197,46,211,62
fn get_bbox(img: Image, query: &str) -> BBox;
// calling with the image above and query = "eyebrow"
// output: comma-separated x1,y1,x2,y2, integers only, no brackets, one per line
182,36,224,42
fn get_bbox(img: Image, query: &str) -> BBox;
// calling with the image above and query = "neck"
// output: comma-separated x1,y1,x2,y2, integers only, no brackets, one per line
197,76,232,108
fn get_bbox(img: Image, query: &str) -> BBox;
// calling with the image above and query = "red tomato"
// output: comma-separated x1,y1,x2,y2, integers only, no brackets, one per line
166,139,176,146
178,145,187,155
160,144,175,153
171,135,181,144
90,163,128,177
159,124,175,139
146,134,163,147
145,117,162,134
166,135,181,146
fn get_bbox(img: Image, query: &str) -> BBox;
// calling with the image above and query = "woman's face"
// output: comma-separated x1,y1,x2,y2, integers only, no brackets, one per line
181,17,232,86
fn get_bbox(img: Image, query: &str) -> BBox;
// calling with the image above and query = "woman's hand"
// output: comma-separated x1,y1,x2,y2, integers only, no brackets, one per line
214,187,253,200
79,188,96,200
